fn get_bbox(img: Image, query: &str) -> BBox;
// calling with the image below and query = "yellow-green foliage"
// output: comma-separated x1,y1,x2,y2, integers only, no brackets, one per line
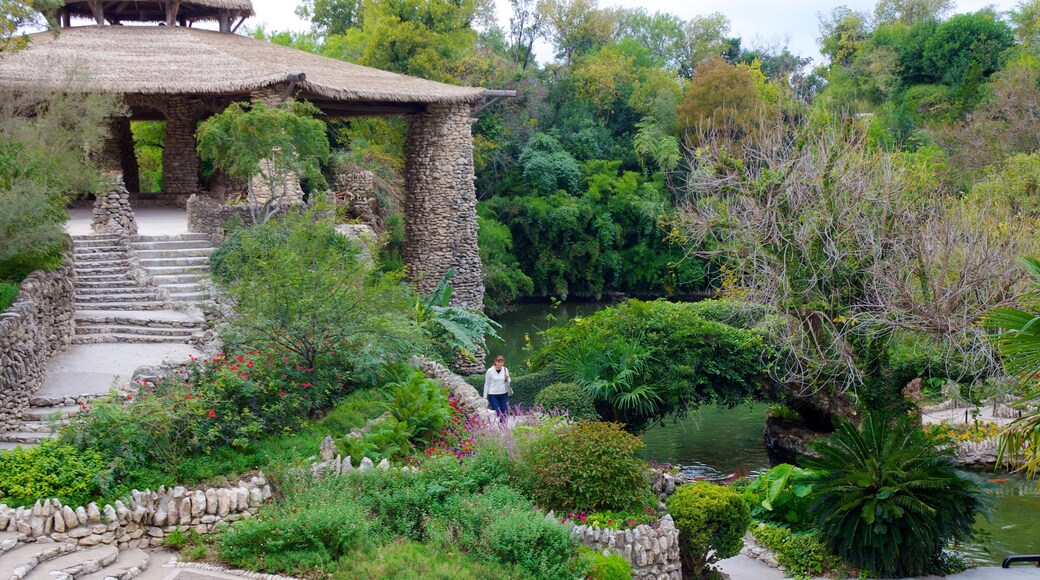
666,481,751,577
0,440,109,508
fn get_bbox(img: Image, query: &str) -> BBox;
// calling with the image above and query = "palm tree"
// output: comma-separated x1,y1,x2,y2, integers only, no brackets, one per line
987,256,1040,478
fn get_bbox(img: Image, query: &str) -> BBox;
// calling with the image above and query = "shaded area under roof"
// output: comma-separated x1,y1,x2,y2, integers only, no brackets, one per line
62,0,255,23
0,26,487,110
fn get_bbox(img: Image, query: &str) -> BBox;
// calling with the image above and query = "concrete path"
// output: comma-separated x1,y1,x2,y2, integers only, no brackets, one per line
38,343,201,400
66,207,191,236
717,554,1040,579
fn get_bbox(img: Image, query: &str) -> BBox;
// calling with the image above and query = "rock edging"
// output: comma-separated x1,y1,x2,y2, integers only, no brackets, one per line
565,514,682,579
0,476,272,551
416,357,490,416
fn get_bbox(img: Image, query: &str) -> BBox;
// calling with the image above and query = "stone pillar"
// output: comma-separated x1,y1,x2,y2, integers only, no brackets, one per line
104,116,140,193
162,97,202,197
404,103,485,311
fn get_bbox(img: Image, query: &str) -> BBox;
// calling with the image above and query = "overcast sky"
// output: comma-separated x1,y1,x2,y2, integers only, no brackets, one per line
248,0,1019,66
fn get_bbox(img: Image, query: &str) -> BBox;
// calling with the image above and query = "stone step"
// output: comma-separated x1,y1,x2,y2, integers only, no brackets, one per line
76,287,159,297
168,293,205,303
73,249,128,258
138,257,209,268
133,234,211,242
12,420,58,434
158,283,204,293
75,272,131,281
73,301,168,311
133,249,212,260
74,312,203,329
75,260,131,270
138,266,207,277
0,533,25,555
75,293,166,304
77,549,149,580
0,431,56,444
75,267,132,277
75,325,196,337
72,237,122,247
20,405,84,421
150,274,204,285
132,239,213,251
0,542,77,580
75,280,141,290
22,545,120,580
72,334,192,345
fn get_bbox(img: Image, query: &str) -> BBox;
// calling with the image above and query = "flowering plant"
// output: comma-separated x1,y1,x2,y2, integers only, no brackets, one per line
924,420,1002,444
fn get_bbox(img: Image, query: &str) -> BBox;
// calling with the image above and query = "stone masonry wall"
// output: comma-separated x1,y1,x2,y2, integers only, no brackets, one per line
0,262,75,431
91,177,138,235
404,104,485,311
162,97,203,197
569,516,682,580
186,194,254,242
0,476,272,551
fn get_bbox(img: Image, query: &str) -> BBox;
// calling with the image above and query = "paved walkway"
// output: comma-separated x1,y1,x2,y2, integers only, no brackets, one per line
66,207,192,236
39,343,201,400
717,554,1040,579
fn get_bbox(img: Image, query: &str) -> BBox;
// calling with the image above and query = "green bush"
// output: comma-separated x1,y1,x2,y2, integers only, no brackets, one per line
0,281,17,312
576,547,634,580
803,412,988,578
750,524,845,580
519,420,652,512
666,481,751,577
218,484,371,574
0,440,110,507
534,382,599,420
532,299,771,430
484,507,576,579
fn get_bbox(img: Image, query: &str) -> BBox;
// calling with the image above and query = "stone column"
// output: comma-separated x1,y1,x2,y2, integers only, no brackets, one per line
105,116,140,193
162,97,202,197
404,103,485,311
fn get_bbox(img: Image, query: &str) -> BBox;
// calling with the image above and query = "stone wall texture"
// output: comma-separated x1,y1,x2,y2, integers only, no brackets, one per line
0,263,75,431
91,178,138,235
569,516,682,580
162,97,204,197
186,194,254,241
404,104,484,311
0,477,272,551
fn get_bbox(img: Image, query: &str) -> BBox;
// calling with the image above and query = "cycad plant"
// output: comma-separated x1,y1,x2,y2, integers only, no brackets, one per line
556,334,661,427
803,413,988,578
986,256,1040,478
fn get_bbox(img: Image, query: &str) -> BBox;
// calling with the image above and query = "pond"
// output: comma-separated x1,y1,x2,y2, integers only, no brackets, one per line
490,299,1040,567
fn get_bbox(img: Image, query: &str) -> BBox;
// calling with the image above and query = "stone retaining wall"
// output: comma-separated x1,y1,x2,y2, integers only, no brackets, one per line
186,194,254,242
568,516,681,579
0,262,75,431
0,476,272,551
91,178,138,235
417,357,490,416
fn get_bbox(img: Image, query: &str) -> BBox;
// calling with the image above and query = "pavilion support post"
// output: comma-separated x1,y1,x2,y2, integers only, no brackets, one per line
404,103,486,371
88,0,105,24
101,115,140,193
162,97,202,197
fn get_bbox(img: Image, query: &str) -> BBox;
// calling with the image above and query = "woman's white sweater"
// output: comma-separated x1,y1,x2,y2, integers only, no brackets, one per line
483,366,510,397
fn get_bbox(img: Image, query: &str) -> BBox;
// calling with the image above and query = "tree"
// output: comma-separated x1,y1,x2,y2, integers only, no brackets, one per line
538,0,617,63
818,6,869,67
676,56,767,145
678,114,1037,419
1010,0,1040,47
874,0,954,26
675,12,731,79
295,0,364,36
1,0,61,52
922,11,1014,90
508,0,544,69
615,9,685,69
196,100,330,224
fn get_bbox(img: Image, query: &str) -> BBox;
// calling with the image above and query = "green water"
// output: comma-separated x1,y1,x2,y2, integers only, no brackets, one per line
491,301,1040,566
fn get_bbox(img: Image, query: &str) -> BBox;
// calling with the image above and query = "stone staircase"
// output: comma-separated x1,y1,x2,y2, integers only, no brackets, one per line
0,535,152,580
71,235,208,346
130,234,214,304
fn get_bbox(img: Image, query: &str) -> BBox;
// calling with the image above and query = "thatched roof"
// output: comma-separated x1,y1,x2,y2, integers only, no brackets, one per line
63,0,255,23
0,26,486,106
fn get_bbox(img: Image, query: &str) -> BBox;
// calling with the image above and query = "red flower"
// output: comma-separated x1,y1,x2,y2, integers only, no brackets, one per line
127,394,133,400
246,360,254,369
240,373,250,380
236,355,245,363
302,382,311,388
280,391,286,397
230,364,239,371
185,394,192,400
208,409,216,418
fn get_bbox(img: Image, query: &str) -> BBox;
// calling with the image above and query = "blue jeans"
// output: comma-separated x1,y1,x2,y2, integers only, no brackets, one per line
488,393,510,415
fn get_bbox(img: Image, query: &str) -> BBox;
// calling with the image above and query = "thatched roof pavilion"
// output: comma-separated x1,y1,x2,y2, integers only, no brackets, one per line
0,0,505,324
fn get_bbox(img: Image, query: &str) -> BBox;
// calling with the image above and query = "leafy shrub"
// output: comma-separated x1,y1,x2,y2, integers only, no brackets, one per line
534,382,599,421
210,209,423,380
743,463,817,530
751,523,846,580
0,440,109,507
519,420,652,512
218,484,371,574
338,539,530,579
0,280,17,312
575,547,634,580
532,299,771,430
483,506,576,579
416,270,500,365
666,481,751,577
803,413,988,578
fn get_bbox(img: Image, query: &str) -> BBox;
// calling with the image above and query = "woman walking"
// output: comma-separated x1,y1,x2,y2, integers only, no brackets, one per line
483,355,511,417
